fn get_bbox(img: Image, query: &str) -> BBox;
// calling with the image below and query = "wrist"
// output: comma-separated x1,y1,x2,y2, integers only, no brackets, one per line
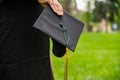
37,0,48,7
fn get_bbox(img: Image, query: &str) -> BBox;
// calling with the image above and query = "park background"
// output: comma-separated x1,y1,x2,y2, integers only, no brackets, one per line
50,0,120,80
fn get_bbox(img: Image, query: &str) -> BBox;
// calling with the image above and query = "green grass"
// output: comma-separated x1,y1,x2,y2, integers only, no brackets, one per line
50,32,120,80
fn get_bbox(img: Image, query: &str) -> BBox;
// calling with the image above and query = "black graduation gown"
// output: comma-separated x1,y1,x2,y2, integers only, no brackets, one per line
0,0,65,80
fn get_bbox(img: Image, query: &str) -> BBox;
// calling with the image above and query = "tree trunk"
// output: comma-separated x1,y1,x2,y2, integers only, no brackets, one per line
64,0,72,13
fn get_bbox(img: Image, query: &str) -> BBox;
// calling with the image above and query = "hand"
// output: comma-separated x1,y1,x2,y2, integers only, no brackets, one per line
48,0,63,15
37,0,63,15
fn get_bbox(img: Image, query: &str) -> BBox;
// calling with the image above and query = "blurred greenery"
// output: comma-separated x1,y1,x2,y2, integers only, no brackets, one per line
60,0,120,32
50,32,120,80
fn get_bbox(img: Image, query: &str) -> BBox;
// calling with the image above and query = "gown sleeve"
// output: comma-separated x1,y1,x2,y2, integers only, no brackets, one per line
0,0,3,4
52,39,66,57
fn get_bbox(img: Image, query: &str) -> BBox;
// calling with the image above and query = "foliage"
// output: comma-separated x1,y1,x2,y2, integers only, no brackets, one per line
92,0,120,23
60,0,77,15
51,32,120,80
114,0,120,27
83,1,93,26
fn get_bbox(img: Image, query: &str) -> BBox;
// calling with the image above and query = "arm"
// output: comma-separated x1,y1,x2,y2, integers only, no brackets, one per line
37,0,63,15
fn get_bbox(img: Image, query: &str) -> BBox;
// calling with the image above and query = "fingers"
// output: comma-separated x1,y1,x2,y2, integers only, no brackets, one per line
49,0,57,13
48,0,63,15
56,1,63,15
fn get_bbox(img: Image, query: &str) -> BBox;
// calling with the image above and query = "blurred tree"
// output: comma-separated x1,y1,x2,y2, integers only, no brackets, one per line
59,0,79,16
59,0,72,13
107,0,120,24
92,0,120,32
114,0,120,29
82,1,93,31
64,0,72,13
92,1,104,22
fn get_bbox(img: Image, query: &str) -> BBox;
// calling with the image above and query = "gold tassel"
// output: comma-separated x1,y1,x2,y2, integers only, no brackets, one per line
64,48,69,80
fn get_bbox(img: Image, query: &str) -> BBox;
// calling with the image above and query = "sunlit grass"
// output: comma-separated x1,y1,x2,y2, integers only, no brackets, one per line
50,32,120,80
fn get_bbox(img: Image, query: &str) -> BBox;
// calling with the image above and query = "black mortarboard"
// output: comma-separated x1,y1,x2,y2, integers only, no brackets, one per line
33,5,84,51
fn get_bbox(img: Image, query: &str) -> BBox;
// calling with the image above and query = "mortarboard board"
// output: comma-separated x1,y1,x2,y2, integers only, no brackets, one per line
33,5,84,51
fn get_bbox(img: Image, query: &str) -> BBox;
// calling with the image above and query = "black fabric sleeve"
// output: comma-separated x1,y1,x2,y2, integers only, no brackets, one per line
0,0,3,4
52,39,66,57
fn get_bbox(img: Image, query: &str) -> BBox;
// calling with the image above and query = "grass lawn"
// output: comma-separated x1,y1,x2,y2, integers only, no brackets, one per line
50,32,120,80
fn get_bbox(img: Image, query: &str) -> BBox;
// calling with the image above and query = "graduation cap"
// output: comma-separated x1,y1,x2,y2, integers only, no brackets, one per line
33,5,84,51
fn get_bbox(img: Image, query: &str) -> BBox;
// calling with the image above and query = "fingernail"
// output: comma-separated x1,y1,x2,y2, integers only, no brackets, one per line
61,12,63,15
